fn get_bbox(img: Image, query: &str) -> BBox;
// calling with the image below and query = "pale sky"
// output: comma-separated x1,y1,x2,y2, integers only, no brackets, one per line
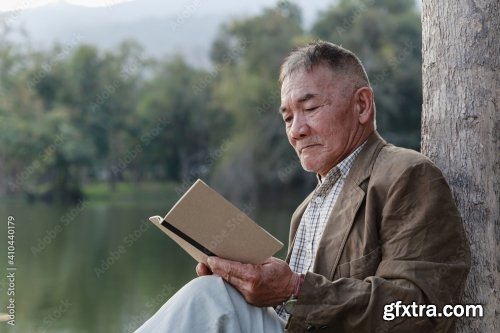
0,0,131,12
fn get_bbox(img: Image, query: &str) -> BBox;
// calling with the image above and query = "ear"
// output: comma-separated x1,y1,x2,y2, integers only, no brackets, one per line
354,87,374,125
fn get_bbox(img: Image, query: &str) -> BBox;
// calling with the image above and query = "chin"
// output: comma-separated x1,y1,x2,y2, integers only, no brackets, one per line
300,159,320,174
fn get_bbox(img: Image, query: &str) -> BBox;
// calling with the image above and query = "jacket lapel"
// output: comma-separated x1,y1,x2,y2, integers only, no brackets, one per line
285,132,386,272
312,132,386,278
311,180,365,277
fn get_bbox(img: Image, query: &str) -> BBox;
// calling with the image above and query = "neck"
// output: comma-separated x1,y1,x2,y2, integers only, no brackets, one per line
318,127,374,178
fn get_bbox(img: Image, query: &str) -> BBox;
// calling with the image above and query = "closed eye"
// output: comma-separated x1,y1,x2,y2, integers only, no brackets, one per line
305,106,319,111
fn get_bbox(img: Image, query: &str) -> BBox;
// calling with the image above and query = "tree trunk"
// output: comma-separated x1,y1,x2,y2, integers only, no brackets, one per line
421,1,499,333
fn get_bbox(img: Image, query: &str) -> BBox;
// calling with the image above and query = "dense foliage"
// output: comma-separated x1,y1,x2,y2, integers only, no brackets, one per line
0,0,422,205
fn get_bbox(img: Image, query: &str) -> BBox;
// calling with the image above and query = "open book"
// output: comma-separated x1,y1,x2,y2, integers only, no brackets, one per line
149,179,283,265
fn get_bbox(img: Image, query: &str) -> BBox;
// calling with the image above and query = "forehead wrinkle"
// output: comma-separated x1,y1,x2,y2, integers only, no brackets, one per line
279,91,322,114
279,92,318,114
297,93,318,103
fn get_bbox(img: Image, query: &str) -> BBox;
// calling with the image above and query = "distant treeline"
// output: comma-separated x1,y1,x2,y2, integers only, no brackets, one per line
0,0,422,205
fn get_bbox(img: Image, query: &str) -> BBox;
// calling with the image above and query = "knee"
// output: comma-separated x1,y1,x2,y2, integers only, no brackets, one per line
182,275,225,294
170,275,231,307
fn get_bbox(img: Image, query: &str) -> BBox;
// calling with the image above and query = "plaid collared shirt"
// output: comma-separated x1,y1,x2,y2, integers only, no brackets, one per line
276,142,365,319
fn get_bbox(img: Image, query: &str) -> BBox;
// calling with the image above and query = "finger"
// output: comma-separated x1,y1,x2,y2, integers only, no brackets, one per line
196,263,212,276
207,257,251,279
207,257,259,293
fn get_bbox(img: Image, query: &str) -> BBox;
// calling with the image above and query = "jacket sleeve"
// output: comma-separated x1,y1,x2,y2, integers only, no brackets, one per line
286,161,470,333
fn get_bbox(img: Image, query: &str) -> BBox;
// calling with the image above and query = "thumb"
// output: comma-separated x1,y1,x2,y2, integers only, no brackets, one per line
196,262,212,276
206,256,229,275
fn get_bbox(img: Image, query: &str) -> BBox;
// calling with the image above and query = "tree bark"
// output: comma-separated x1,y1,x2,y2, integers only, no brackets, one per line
421,1,499,333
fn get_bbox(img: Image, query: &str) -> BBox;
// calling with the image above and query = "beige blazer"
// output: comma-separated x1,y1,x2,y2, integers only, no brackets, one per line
285,132,470,333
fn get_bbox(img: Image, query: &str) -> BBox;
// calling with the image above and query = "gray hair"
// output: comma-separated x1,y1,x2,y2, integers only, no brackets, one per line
279,40,370,89
280,40,376,128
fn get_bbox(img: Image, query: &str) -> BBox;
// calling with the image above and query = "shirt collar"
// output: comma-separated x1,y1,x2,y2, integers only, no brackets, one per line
317,141,367,185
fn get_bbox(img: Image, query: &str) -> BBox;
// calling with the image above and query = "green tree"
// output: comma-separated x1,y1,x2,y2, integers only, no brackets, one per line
31,41,145,188
313,0,422,149
90,41,145,186
137,56,230,182
209,2,312,206
1,36,145,201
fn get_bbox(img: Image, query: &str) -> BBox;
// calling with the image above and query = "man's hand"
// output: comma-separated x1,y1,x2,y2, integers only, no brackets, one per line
206,256,298,307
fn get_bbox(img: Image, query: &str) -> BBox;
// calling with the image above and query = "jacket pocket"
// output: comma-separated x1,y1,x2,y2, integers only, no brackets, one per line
336,246,381,279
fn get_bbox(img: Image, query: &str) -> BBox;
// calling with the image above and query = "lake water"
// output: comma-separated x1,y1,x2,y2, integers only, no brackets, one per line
0,188,293,332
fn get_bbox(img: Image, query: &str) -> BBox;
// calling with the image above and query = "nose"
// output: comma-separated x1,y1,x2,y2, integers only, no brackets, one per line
288,113,310,140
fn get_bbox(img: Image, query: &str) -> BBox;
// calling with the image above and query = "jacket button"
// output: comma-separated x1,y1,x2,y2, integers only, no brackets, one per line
306,324,316,331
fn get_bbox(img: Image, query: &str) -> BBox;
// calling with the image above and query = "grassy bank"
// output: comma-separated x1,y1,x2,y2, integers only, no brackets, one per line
1,181,183,207
83,181,181,204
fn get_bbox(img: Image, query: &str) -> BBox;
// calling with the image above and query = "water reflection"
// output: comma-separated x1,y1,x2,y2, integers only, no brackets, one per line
0,193,291,332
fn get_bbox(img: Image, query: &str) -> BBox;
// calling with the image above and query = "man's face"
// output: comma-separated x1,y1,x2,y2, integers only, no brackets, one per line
280,64,362,177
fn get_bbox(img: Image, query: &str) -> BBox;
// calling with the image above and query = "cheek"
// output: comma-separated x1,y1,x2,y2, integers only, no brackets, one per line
318,122,349,151
286,130,296,147
316,121,337,140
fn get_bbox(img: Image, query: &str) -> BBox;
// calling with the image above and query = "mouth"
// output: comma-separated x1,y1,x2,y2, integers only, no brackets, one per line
299,144,321,154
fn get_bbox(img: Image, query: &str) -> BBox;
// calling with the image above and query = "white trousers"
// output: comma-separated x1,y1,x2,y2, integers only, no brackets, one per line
134,276,286,333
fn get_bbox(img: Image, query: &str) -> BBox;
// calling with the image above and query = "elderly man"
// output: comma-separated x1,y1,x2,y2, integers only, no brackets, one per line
135,41,470,333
